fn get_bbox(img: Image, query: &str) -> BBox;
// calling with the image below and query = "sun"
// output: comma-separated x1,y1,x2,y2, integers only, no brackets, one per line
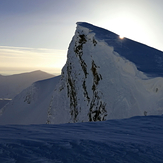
119,35,124,39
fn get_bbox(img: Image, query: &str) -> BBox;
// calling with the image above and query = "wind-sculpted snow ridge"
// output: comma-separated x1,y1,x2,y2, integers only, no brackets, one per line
47,22,163,124
0,116,163,162
78,22,163,77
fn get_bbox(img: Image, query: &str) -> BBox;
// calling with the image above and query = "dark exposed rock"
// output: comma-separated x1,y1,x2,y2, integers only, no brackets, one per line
67,31,107,122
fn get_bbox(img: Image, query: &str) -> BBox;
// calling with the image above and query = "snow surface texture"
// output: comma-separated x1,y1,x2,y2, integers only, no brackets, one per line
1,22,163,125
0,115,163,163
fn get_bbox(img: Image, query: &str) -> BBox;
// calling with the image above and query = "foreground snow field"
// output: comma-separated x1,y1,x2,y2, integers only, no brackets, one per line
0,115,163,163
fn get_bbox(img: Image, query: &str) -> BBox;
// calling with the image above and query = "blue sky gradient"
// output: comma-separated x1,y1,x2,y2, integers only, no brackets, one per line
0,0,163,75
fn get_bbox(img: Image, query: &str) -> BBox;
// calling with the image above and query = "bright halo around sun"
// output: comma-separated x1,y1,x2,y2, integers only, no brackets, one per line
119,35,124,39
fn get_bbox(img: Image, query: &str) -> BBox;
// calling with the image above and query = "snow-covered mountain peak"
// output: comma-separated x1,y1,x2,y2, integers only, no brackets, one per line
46,22,163,124
1,22,163,125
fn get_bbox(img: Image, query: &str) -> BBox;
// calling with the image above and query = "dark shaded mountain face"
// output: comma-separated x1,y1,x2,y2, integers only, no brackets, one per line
1,22,163,125
0,99,11,111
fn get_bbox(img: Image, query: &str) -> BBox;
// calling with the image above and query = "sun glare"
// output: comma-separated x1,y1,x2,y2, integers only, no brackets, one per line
119,35,124,39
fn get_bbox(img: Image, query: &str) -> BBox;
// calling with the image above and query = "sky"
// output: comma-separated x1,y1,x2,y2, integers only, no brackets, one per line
0,0,163,75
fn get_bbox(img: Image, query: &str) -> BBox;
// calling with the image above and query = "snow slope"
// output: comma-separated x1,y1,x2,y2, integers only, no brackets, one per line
0,70,54,99
0,76,60,124
1,22,163,125
0,115,163,162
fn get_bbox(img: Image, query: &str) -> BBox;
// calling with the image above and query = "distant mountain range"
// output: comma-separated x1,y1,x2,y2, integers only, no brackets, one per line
0,22,163,125
0,70,54,99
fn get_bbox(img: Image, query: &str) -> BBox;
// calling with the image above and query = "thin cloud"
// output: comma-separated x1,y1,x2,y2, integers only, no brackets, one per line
0,46,67,75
